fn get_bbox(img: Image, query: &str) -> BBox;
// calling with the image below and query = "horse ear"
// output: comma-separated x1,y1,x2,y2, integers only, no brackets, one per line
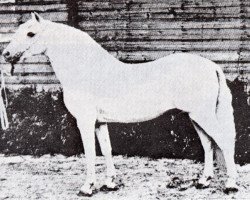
31,12,43,22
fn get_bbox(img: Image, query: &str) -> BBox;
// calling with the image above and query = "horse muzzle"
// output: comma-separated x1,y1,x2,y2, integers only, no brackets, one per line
3,50,22,65
5,55,21,65
2,51,21,76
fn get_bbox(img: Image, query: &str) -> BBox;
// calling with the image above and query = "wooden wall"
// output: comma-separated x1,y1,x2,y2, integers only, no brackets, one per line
0,0,249,89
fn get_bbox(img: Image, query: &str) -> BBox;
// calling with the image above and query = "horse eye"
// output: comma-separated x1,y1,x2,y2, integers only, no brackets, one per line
27,32,35,37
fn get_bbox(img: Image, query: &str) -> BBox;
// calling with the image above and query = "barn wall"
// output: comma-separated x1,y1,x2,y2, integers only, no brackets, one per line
0,0,249,86
77,0,250,82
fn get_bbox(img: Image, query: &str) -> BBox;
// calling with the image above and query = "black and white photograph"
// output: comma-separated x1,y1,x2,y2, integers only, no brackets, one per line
0,0,249,199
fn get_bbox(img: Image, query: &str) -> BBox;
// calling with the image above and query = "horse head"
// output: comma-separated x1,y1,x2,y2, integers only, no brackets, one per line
3,12,48,64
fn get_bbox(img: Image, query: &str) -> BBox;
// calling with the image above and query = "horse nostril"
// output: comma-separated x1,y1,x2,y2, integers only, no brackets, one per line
3,51,10,57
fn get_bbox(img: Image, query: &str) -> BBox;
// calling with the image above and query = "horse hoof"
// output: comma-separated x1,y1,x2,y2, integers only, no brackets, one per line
100,182,124,192
223,187,239,195
195,176,211,189
195,183,209,189
100,185,118,192
167,183,177,188
77,188,97,197
77,191,93,197
100,184,123,192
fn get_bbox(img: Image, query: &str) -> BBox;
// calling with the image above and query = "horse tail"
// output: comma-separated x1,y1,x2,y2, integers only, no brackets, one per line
215,66,235,128
214,66,236,168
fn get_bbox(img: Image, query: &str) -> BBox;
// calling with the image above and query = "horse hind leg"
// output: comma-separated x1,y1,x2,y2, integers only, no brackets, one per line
215,129,238,194
95,123,120,191
191,120,214,189
215,92,238,193
189,111,238,193
216,106,238,194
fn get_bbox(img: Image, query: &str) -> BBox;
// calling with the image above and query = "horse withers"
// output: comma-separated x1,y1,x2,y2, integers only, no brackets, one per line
3,13,238,196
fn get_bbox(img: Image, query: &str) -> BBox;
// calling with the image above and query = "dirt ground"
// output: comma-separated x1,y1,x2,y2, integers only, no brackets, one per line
0,154,249,200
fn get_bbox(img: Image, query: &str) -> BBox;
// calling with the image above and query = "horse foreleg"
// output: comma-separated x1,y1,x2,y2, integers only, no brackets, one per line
96,123,119,191
78,117,97,197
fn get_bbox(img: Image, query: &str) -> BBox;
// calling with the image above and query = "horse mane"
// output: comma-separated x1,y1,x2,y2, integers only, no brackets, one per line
45,20,119,64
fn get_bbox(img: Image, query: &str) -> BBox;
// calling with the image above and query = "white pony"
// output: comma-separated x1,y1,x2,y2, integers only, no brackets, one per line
3,13,238,196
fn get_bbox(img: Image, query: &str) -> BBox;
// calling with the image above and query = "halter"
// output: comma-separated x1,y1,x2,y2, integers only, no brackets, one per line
11,21,49,74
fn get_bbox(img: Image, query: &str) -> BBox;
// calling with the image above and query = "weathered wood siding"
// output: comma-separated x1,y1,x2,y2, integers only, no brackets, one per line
0,0,249,87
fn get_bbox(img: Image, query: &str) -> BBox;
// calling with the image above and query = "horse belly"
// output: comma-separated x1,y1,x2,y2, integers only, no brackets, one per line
97,101,167,123
96,90,174,123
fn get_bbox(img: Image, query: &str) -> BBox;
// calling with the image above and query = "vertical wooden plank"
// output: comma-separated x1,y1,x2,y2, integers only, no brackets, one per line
66,0,79,28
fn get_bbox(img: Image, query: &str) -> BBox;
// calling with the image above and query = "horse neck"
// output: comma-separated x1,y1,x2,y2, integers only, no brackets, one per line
44,22,122,72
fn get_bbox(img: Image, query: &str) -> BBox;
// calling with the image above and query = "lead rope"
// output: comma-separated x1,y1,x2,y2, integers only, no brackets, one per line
0,70,9,130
